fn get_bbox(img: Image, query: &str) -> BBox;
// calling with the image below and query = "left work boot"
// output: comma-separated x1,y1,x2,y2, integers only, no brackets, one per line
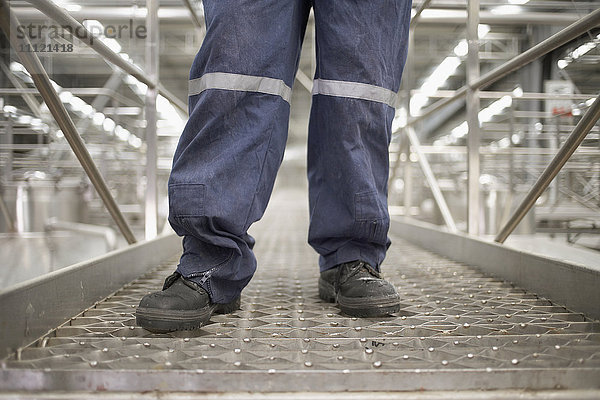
319,260,401,317
136,272,240,333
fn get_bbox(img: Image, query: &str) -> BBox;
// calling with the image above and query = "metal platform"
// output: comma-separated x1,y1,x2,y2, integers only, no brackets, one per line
1,190,600,395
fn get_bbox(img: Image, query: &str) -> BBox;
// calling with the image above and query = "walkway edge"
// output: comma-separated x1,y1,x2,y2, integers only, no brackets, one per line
390,217,600,321
0,233,181,359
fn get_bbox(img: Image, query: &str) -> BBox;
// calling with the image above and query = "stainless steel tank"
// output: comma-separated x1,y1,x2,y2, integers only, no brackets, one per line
0,172,89,233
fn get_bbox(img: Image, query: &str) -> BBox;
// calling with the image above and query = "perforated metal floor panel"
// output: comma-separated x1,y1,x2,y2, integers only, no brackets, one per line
2,190,600,393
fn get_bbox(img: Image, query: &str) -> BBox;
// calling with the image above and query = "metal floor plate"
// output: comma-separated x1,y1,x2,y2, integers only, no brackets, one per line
2,190,600,392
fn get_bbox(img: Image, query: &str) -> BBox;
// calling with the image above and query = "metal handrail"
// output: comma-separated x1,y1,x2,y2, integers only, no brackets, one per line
24,0,187,114
494,94,600,243
403,7,600,128
0,0,137,244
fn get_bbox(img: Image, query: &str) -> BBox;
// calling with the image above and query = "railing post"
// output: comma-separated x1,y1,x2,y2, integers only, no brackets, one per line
145,0,159,240
466,0,481,235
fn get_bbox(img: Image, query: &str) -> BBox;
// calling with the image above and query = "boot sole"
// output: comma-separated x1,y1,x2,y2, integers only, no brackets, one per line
136,296,240,333
319,278,401,318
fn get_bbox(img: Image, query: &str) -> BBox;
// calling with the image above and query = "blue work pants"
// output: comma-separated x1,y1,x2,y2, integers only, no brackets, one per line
168,0,412,303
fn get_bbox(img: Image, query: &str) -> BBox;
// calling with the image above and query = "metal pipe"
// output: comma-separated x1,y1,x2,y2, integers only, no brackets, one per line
415,89,598,101
0,0,137,244
495,94,600,243
23,0,187,115
181,0,203,29
406,127,458,232
466,0,480,235
406,8,600,127
409,0,433,29
145,0,159,240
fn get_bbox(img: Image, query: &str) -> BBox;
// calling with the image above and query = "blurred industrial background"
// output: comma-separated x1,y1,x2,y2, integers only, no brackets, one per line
2,0,599,288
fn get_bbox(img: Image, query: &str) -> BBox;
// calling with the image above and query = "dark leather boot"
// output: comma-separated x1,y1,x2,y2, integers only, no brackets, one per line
136,272,240,333
319,260,400,317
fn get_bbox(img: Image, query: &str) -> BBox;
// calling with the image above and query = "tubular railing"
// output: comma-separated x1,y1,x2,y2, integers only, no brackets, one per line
0,0,138,244
396,6,600,241
0,0,205,244
2,0,599,245
495,94,600,243
403,8,600,128
24,0,187,114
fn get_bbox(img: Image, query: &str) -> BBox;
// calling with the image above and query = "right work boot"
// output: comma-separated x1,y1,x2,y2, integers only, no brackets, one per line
136,272,240,333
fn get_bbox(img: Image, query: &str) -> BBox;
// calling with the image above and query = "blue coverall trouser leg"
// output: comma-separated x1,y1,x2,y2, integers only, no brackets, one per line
168,0,411,304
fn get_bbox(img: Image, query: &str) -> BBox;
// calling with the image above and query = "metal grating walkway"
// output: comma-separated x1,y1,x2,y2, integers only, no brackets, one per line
2,189,600,393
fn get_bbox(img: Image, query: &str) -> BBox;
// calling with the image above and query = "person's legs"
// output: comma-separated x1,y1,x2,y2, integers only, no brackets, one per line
162,1,309,301
308,0,412,273
309,0,411,316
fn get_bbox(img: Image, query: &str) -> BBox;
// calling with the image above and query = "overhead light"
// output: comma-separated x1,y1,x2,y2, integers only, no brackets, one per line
157,94,185,131
115,126,131,142
59,91,73,103
555,35,598,70
18,115,32,125
10,62,29,76
410,57,461,115
101,38,122,54
557,59,568,69
512,86,523,97
391,107,408,131
51,0,81,11
3,105,17,114
479,95,512,123
81,104,94,117
478,24,490,39
423,57,461,95
68,96,87,112
103,118,116,132
82,19,104,32
498,137,511,148
571,41,596,60
490,5,522,15
128,135,142,148
454,40,468,57
447,96,513,142
92,112,105,126
450,121,468,139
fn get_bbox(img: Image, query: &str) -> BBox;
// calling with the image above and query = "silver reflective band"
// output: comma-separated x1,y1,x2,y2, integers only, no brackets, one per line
312,78,398,108
189,72,292,104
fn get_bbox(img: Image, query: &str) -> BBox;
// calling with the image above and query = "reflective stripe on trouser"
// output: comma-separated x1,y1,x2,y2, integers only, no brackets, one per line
168,0,411,304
